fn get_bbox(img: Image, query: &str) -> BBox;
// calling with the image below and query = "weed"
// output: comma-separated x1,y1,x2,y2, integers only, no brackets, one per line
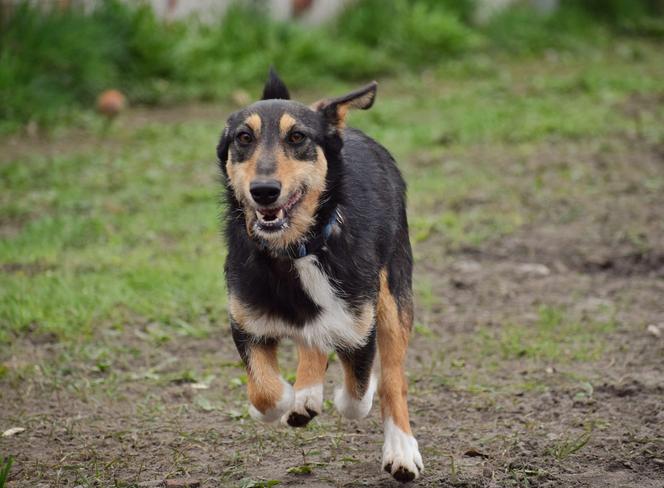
548,423,594,460
0,457,13,488
286,464,313,475
240,478,281,488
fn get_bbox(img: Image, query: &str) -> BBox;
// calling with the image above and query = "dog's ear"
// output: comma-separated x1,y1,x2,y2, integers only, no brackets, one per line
262,67,290,100
217,126,231,176
315,81,377,128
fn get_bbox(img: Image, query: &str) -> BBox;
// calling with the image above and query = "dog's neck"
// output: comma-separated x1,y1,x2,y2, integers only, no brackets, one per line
264,206,342,260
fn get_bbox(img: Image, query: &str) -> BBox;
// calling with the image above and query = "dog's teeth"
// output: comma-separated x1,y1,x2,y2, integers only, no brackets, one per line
255,210,262,221
277,209,285,219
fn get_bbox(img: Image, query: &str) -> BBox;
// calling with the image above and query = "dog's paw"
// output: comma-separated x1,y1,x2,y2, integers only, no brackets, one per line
382,418,423,483
334,374,376,420
248,378,295,423
281,384,323,427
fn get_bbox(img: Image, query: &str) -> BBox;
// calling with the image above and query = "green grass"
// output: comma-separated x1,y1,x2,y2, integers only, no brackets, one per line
1,0,663,132
0,457,13,488
476,305,617,362
0,121,226,341
2,39,663,344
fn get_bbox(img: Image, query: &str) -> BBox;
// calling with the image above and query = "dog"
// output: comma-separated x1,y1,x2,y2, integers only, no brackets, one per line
217,69,423,483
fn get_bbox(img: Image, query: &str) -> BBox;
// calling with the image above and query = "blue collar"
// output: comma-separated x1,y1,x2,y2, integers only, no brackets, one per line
269,207,342,260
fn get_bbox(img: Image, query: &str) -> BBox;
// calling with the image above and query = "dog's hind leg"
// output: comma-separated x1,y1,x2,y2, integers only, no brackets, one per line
230,319,294,423
376,269,423,483
282,344,328,427
333,325,377,420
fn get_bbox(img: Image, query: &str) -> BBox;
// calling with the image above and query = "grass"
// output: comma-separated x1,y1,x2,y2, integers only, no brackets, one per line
476,305,617,362
1,18,664,485
2,38,663,344
1,0,663,132
0,457,13,488
547,423,595,461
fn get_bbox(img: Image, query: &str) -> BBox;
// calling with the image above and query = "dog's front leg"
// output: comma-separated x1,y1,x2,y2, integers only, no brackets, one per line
230,320,294,422
281,344,328,427
334,326,377,420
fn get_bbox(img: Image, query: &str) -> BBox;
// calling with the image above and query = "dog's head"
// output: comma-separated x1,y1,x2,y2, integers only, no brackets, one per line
218,68,377,250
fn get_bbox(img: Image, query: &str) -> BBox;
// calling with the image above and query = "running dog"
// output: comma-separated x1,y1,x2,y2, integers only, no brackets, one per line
217,69,423,482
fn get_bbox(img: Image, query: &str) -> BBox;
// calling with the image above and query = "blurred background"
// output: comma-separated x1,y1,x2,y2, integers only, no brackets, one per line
1,1,663,487
1,0,663,132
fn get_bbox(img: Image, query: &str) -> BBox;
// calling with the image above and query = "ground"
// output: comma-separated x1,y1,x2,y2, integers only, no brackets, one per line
1,40,663,487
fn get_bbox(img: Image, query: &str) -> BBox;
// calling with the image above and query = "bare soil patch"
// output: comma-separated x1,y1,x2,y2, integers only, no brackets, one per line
2,130,663,487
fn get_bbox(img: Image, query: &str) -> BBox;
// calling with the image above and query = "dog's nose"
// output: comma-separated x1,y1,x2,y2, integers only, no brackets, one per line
250,179,281,205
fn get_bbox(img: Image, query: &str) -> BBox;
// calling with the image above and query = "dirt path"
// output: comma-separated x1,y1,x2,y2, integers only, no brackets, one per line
2,120,664,487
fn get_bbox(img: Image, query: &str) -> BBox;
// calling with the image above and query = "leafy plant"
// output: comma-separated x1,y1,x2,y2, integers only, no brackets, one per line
0,456,13,488
0,0,662,132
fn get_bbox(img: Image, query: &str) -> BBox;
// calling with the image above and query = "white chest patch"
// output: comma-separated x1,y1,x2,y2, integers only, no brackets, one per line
240,256,373,351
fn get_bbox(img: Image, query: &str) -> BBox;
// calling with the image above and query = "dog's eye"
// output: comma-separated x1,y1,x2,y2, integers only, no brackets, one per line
287,131,306,145
236,131,253,145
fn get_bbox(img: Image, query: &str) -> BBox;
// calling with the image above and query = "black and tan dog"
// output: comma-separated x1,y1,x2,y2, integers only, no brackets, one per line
217,69,423,483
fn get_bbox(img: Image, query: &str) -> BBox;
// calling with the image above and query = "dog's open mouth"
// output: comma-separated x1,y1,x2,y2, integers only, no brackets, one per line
254,189,304,233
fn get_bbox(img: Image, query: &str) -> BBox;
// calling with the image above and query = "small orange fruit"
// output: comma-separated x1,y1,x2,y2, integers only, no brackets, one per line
96,89,126,118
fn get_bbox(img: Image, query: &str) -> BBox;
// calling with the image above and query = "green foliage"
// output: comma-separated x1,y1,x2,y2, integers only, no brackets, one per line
0,457,13,488
547,423,595,460
1,0,662,131
334,0,481,64
2,39,663,342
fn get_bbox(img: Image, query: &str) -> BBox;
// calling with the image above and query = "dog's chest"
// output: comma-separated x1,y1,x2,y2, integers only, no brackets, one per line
241,256,373,351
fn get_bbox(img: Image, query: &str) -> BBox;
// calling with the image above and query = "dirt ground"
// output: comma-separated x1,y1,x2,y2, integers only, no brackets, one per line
2,115,664,487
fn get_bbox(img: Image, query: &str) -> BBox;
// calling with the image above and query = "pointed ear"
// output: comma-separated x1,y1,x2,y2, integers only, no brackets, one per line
316,81,377,128
262,67,290,100
217,126,231,176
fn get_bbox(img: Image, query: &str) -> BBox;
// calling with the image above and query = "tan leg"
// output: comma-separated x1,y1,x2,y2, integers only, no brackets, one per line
377,270,423,483
230,317,294,423
282,344,328,427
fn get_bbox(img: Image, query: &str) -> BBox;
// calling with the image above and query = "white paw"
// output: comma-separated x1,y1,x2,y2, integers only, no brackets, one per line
334,374,376,420
382,418,423,483
248,378,294,423
280,383,324,427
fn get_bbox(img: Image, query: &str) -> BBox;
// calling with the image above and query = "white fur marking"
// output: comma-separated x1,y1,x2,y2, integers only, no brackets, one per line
280,383,324,425
382,417,423,479
334,374,376,420
241,256,373,351
249,378,294,423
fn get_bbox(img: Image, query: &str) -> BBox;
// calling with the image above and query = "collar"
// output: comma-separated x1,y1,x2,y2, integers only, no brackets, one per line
265,207,342,260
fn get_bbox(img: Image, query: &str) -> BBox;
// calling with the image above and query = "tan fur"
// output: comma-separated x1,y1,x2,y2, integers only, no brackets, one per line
228,295,250,325
225,113,328,250
264,145,328,249
347,91,375,110
279,113,297,137
376,268,412,434
294,345,328,389
225,115,266,236
247,342,283,413
336,105,349,129
230,295,284,414
245,113,262,135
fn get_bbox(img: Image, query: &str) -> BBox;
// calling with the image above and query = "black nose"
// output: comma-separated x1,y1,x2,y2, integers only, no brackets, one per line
250,179,281,205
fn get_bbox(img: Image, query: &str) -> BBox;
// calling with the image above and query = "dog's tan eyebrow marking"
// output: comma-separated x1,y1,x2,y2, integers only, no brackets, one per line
279,113,297,137
244,114,262,135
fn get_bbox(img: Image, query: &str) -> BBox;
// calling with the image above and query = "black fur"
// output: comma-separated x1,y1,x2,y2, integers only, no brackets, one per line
218,71,417,483
219,74,411,334
336,325,377,396
230,319,278,366
262,67,290,101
